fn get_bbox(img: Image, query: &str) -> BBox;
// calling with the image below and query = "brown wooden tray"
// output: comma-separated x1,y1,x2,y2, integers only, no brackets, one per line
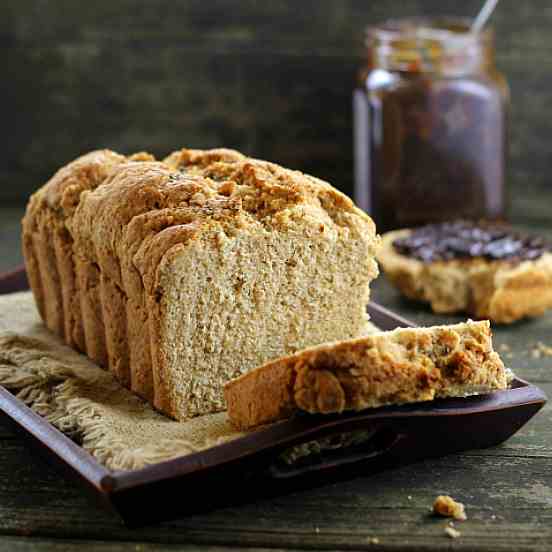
0,265,547,527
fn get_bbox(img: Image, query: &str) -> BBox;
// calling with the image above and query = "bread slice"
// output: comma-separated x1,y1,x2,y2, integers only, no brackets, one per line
378,228,552,324
22,148,380,420
224,320,511,430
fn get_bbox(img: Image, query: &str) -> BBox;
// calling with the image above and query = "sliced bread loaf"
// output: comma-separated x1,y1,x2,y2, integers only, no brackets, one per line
22,148,380,420
224,320,511,429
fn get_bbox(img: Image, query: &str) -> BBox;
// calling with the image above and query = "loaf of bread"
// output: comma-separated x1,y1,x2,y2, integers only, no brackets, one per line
378,223,552,323
224,320,511,429
22,148,380,420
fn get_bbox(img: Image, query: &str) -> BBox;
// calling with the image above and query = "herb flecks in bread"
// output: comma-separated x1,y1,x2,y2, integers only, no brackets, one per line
378,223,552,323
224,320,511,430
22,148,380,420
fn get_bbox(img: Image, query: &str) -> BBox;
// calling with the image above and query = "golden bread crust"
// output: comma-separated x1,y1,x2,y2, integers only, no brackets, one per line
224,320,511,430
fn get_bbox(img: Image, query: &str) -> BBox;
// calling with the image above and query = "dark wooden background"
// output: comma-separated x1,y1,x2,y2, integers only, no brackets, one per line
1,0,551,225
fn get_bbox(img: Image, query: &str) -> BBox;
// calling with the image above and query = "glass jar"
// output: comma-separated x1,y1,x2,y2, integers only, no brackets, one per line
354,17,509,232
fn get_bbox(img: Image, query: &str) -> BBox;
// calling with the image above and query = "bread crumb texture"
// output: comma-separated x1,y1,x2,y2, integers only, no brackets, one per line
444,526,462,539
433,495,467,521
22,148,379,420
531,342,552,358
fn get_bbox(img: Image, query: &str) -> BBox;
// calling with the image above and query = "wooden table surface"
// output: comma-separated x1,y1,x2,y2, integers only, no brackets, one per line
0,209,551,551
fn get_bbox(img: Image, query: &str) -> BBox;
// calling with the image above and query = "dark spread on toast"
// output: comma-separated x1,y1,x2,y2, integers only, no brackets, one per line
392,220,550,263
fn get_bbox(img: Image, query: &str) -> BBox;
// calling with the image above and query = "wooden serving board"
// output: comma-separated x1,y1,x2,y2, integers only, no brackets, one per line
0,266,546,527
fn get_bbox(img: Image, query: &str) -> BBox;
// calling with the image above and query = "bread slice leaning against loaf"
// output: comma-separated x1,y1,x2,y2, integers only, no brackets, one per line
378,229,552,323
22,147,380,420
224,320,511,430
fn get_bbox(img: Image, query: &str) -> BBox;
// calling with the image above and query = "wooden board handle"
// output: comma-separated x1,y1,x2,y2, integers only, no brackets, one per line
267,425,404,479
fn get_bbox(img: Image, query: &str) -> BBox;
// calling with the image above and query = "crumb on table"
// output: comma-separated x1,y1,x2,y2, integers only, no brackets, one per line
433,495,467,521
536,342,552,357
445,526,461,539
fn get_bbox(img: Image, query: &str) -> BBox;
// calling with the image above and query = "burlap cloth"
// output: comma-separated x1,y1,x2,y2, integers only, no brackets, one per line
0,291,251,471
0,291,380,472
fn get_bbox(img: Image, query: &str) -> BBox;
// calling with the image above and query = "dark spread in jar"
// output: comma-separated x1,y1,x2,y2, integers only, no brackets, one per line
354,18,509,232
392,221,550,263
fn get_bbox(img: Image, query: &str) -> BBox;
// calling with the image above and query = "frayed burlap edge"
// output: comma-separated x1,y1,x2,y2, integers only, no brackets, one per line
0,323,245,471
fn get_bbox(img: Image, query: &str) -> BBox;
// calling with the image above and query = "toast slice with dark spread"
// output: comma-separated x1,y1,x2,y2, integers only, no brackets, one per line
378,221,552,323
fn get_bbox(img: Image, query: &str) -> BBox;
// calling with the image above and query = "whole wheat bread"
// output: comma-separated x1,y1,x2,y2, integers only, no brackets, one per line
224,320,511,430
22,148,380,420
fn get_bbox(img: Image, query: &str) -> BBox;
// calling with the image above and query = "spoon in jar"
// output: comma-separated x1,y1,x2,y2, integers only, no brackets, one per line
472,0,499,33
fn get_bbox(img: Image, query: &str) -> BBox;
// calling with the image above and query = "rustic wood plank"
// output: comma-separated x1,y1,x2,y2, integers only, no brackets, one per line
0,436,551,550
0,536,300,552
